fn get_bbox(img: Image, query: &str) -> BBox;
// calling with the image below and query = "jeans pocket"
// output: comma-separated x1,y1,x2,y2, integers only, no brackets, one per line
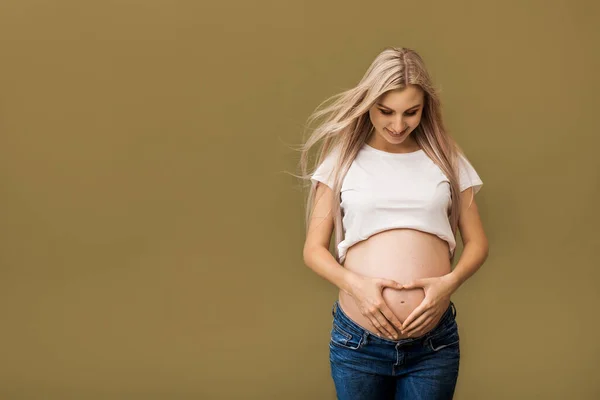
428,322,460,352
330,322,364,350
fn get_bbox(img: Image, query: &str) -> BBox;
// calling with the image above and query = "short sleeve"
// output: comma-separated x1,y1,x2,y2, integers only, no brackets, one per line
310,145,341,190
458,153,483,194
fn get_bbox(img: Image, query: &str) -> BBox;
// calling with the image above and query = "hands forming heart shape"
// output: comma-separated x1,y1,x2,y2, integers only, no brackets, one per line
350,273,458,340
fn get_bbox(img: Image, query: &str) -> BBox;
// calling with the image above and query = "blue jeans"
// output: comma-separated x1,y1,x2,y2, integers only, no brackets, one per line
329,300,460,400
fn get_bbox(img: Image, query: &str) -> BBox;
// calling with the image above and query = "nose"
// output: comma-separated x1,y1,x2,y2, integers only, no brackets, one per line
390,117,406,133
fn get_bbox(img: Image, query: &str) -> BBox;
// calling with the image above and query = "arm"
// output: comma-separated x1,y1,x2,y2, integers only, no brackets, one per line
303,244,358,296
303,182,404,339
302,182,358,294
447,187,489,291
400,186,489,335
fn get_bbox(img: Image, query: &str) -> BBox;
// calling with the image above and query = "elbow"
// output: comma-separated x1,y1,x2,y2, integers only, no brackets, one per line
302,244,313,266
302,243,326,266
464,239,489,260
478,240,490,261
481,238,490,259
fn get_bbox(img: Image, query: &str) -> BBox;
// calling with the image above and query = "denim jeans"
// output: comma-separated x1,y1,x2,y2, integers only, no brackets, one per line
329,300,460,400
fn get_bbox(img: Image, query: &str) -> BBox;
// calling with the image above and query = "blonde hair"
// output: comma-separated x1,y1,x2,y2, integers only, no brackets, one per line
297,46,472,265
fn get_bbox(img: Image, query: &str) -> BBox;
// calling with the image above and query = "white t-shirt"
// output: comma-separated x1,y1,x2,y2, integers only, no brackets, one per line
310,142,483,264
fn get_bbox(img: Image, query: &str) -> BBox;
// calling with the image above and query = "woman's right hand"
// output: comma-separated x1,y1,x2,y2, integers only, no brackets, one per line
347,273,404,340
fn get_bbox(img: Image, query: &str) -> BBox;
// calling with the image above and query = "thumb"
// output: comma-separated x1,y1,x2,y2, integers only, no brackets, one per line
381,278,404,290
402,279,423,289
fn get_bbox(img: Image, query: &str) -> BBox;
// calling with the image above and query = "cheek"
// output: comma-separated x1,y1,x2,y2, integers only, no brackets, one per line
408,114,422,127
370,113,385,127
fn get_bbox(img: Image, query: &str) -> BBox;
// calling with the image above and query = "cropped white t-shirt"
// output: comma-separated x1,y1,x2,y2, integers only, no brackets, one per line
310,143,483,264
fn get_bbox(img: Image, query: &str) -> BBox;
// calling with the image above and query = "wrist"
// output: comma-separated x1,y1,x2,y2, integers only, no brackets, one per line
341,270,361,297
445,271,463,293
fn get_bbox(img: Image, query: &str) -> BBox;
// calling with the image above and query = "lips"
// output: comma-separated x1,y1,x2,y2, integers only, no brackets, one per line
386,127,408,136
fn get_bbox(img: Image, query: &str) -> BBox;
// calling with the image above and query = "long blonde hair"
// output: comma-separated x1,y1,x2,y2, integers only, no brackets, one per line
298,46,472,265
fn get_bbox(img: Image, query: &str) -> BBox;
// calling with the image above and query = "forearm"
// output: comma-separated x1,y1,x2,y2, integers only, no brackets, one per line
447,241,489,293
303,246,358,296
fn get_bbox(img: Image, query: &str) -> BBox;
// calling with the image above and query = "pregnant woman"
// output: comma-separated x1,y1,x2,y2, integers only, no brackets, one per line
301,47,489,399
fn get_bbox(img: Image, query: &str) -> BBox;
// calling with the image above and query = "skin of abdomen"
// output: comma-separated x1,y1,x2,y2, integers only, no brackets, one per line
339,228,452,339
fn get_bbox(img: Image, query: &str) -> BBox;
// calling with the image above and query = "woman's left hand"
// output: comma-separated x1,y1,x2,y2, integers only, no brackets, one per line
400,274,457,337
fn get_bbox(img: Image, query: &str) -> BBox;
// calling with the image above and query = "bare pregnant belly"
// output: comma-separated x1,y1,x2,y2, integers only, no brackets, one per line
339,228,452,339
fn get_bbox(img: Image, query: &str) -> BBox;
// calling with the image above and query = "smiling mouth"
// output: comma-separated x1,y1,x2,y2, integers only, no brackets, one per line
386,127,408,136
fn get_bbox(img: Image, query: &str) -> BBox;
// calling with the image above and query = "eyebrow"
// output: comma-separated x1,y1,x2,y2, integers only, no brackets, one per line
376,103,422,112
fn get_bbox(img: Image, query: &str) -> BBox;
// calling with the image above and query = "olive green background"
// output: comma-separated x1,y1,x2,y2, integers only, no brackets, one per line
0,0,598,399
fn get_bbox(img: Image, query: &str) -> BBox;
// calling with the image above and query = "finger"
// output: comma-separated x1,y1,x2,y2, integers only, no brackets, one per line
406,322,431,338
402,281,415,290
362,306,392,338
406,310,444,337
419,318,438,336
414,315,438,336
401,278,423,290
373,311,398,338
404,311,429,335
420,313,444,334
369,308,398,338
402,304,428,330
369,315,394,339
379,278,404,291
363,307,391,338
379,304,403,332
404,313,432,337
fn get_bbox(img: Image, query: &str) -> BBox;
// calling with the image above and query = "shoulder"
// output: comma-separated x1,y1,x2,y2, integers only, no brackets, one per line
310,143,344,189
456,151,483,194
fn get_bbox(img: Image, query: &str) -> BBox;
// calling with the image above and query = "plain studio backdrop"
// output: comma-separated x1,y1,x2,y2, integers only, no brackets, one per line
0,0,598,399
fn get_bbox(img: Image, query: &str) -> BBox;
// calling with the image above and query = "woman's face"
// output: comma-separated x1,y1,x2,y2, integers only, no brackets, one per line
368,85,425,151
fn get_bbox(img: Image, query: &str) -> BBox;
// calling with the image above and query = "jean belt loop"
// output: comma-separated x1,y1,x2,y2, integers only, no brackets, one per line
332,301,337,317
450,301,456,318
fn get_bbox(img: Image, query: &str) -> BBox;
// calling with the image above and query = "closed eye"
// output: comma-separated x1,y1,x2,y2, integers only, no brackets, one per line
379,109,418,116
